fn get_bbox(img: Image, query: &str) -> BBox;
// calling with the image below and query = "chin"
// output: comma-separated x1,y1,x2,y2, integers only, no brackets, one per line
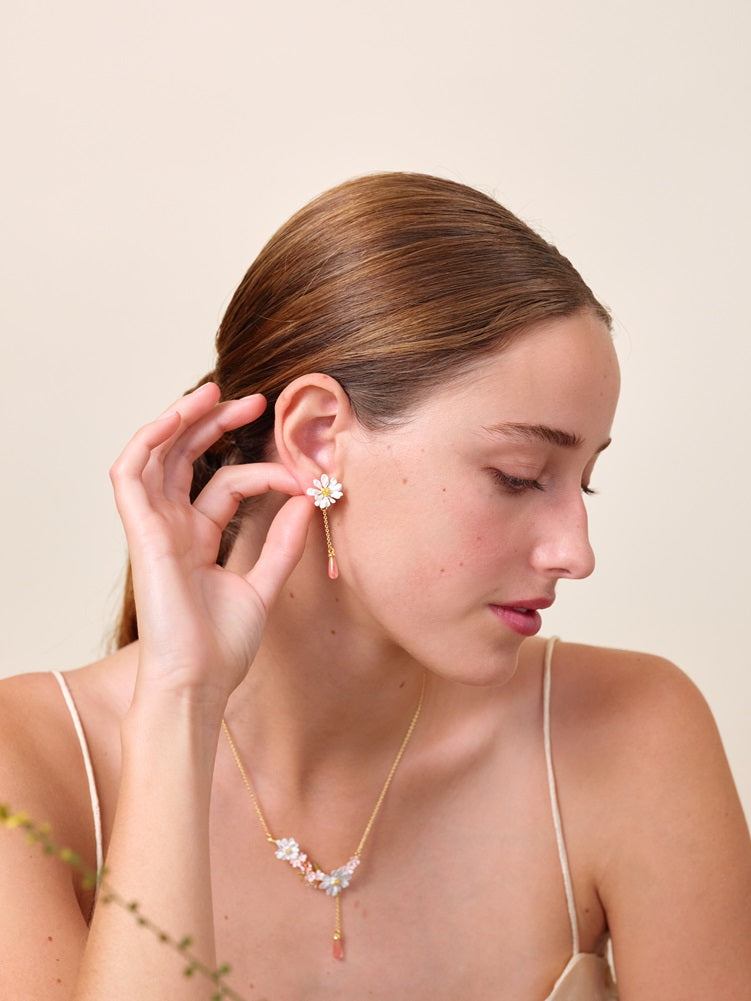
426,643,524,689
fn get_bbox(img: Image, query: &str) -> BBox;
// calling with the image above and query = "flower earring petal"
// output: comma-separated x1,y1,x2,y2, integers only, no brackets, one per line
306,473,343,508
306,475,344,579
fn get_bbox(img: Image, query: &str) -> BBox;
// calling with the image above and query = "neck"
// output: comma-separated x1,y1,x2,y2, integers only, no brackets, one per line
226,629,427,788
223,526,430,792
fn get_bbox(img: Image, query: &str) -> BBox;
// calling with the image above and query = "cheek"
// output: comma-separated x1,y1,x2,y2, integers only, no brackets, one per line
337,474,463,592
340,444,530,602
425,486,532,589
448,511,523,580
347,484,523,600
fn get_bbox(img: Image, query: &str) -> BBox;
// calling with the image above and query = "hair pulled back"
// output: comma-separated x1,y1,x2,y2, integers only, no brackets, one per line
115,171,610,647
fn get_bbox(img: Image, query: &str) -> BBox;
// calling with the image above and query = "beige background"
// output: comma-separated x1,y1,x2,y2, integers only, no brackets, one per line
2,2,749,819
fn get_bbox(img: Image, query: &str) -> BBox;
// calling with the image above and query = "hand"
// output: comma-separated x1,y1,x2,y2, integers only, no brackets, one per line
110,383,313,707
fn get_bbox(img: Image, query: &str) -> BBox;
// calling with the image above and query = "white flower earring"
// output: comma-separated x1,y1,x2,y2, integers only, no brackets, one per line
306,474,344,579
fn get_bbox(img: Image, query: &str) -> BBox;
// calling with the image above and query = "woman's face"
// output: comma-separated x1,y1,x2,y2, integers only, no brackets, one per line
335,310,620,685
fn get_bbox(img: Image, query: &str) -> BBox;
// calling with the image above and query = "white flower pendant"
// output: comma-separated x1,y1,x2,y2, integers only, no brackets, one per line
273,837,360,897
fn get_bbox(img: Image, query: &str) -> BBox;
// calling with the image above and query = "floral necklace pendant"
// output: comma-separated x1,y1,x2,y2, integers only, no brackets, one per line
273,837,359,959
221,672,426,962
273,837,360,896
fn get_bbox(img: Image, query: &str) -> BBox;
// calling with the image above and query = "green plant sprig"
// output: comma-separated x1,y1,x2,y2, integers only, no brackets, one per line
1,804,250,1001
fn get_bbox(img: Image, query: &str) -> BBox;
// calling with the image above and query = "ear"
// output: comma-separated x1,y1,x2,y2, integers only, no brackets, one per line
274,374,354,491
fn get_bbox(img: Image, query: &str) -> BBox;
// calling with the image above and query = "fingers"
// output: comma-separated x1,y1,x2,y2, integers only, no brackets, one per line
192,463,303,532
151,381,224,458
245,495,315,611
160,393,269,499
110,385,218,534
111,385,269,526
112,383,221,495
109,409,183,527
111,385,314,631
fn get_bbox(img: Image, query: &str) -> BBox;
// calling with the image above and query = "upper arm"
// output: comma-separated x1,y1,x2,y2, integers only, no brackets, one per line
594,656,751,998
0,809,90,997
0,679,92,998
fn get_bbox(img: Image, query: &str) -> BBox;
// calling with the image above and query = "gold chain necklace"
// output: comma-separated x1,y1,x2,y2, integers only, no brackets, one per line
221,672,426,960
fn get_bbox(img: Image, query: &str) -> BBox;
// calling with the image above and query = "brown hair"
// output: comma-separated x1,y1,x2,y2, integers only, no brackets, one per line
114,171,610,647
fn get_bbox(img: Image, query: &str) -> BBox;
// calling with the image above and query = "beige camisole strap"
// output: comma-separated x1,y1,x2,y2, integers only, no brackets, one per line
543,636,580,954
52,671,104,880
542,637,618,1000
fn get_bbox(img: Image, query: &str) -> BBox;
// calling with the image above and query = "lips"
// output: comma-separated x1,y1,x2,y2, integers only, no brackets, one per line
504,597,554,612
488,596,554,637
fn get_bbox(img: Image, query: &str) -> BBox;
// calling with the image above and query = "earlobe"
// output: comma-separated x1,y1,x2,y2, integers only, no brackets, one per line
274,374,352,490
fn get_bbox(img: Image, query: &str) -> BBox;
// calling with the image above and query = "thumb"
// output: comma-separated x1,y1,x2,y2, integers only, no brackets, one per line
245,495,315,611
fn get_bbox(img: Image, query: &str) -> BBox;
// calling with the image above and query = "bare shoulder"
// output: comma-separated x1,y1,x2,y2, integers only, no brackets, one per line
0,648,135,897
0,669,82,805
0,669,99,875
546,639,744,848
0,653,137,994
549,639,715,745
549,640,751,997
0,669,96,990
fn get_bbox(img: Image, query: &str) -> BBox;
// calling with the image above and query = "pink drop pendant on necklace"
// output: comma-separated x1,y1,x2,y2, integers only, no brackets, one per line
327,554,339,579
333,932,344,960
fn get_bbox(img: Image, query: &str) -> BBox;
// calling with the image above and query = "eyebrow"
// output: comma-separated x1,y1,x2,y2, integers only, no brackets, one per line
482,422,611,453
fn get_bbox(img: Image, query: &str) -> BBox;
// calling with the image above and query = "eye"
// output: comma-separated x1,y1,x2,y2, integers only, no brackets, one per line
492,469,599,497
492,470,544,493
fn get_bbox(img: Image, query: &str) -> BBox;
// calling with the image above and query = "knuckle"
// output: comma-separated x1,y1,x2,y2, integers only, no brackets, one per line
210,465,231,485
212,466,244,497
109,457,125,484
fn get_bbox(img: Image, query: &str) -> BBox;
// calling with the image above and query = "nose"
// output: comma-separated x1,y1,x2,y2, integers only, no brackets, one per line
530,493,596,581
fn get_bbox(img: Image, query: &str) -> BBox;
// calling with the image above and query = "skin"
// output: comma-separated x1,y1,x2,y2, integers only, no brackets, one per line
0,310,749,1000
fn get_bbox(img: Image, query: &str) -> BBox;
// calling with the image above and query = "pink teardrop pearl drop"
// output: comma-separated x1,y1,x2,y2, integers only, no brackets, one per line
332,936,344,960
328,555,339,580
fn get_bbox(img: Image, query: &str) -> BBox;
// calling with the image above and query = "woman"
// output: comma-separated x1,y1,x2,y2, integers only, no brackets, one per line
0,173,748,1000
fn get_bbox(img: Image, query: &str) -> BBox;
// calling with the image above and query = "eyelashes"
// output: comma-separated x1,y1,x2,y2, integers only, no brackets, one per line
493,470,544,493
491,470,597,496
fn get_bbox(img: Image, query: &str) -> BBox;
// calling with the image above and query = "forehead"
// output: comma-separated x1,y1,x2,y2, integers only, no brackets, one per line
416,312,620,443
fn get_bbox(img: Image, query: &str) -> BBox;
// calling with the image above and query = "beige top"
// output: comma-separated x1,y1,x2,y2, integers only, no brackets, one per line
544,952,617,1000
53,637,618,998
